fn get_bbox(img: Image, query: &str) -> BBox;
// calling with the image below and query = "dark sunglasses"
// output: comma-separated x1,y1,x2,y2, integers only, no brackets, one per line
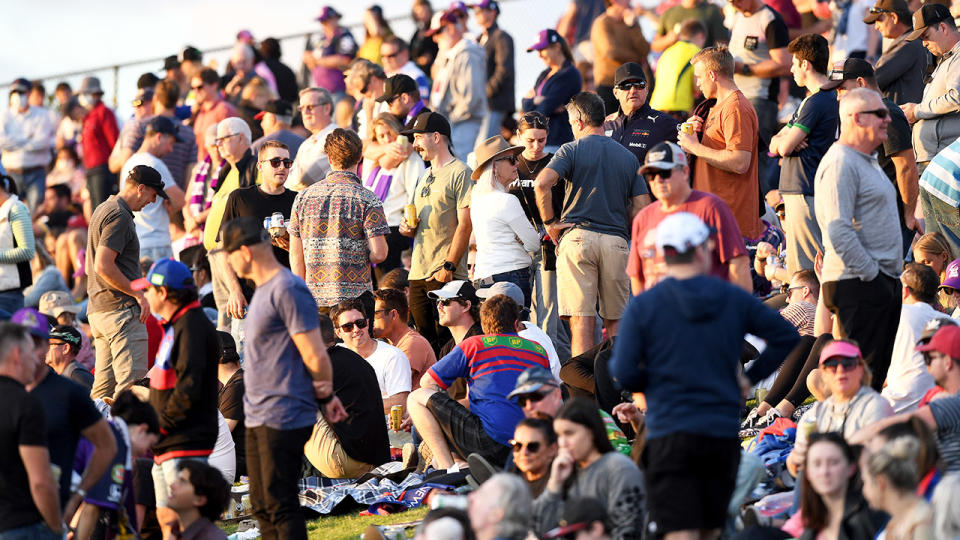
516,392,548,407
509,440,543,453
496,155,519,165
191,84,204,91
260,157,294,168
520,112,548,130
941,286,957,295
436,298,462,308
338,318,368,332
421,173,436,198
857,108,888,120
643,169,673,182
822,356,859,371
617,81,646,91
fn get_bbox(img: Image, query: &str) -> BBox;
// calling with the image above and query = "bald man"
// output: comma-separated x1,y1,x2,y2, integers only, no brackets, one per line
814,87,904,391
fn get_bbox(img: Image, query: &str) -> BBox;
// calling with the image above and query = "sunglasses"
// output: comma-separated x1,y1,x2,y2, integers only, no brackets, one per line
617,81,646,91
942,286,957,295
421,173,436,198
643,169,673,182
496,155,519,165
857,108,888,120
520,112,548,130
436,298,463,308
260,157,293,168
509,440,543,453
822,356,859,371
338,318,368,332
299,103,325,113
516,391,549,407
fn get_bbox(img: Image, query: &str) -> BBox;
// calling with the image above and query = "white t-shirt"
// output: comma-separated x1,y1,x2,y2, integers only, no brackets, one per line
519,321,561,378
363,340,413,397
286,122,336,191
121,152,173,249
883,302,941,413
360,152,425,226
470,190,540,280
830,0,873,63
208,411,236,485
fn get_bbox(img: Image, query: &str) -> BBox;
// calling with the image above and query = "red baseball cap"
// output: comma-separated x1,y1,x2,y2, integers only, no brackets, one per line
916,325,960,358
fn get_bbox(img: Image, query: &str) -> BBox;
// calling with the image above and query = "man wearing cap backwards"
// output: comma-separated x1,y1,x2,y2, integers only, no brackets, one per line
427,7,488,159
289,129,388,311
129,258,219,538
602,62,680,167
78,76,120,209
221,216,346,540
0,77,56,211
401,111,474,353
628,141,751,294
678,46,765,243
815,87,903,391
827,59,921,249
303,6,358,102
86,164,167,400
610,212,798,540
864,0,930,105
885,263,940,412
18,309,118,528
472,0,515,141
535,92,650,358
46,325,92,390
852,325,960,473
252,100,305,158
121,116,187,261
409,294,550,470
769,34,838,274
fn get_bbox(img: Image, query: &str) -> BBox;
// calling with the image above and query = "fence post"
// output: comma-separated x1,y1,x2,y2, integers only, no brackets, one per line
112,65,120,109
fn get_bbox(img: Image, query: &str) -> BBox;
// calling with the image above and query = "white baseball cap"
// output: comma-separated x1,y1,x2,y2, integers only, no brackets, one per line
655,212,711,255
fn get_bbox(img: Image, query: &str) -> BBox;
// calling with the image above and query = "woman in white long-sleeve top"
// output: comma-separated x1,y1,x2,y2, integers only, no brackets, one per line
469,136,541,307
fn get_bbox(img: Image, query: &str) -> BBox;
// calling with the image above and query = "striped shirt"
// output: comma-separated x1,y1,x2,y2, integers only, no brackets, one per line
429,334,550,445
928,394,960,473
920,138,960,208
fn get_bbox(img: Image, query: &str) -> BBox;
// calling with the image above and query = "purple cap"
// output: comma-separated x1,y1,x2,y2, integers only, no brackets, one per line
12,308,49,339
471,0,500,10
528,29,562,52
819,340,862,365
236,29,254,43
942,258,960,289
316,6,342,22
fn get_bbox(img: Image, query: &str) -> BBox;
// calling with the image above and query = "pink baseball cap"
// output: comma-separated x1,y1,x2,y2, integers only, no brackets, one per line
819,340,862,365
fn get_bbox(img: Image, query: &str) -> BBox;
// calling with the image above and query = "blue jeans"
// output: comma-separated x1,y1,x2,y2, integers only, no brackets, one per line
450,119,483,161
85,164,118,211
0,290,24,317
0,522,61,540
6,167,45,211
477,110,505,148
475,267,532,309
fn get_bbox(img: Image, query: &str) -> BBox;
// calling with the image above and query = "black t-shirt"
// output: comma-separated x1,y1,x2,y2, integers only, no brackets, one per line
513,154,564,270
218,369,246,477
31,368,102,505
328,346,391,466
879,98,913,224
0,375,47,531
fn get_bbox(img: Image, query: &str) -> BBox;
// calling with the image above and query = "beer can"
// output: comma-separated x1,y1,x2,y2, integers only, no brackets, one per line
799,419,817,441
390,405,404,431
404,204,418,229
430,494,468,510
679,121,695,135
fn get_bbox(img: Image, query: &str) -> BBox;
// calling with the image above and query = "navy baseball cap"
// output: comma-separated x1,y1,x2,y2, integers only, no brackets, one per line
132,258,196,291
507,366,559,400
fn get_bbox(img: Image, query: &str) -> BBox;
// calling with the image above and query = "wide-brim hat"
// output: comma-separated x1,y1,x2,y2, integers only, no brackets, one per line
471,136,523,180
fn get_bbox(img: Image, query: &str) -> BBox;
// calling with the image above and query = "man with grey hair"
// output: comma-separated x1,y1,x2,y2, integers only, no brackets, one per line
286,87,335,191
534,92,650,358
468,473,532,540
815,87,903,391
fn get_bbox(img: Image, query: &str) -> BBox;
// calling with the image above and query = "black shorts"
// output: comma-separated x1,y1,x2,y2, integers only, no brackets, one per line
426,392,510,466
642,432,740,534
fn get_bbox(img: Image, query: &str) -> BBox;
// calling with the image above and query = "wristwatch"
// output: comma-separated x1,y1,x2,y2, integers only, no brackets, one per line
73,487,87,498
442,261,456,272
544,216,558,226
741,64,753,76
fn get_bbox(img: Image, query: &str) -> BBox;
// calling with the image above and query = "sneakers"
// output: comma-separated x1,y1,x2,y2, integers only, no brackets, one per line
467,453,497,485
741,408,761,429
415,441,434,474
754,408,783,429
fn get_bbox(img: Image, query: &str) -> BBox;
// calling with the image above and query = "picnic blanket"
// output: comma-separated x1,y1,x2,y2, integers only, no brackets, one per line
298,462,456,515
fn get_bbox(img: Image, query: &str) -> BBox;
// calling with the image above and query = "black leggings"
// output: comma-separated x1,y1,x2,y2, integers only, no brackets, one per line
764,334,833,408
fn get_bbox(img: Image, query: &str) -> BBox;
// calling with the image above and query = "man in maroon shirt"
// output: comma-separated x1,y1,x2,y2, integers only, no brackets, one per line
627,141,751,294
79,77,120,210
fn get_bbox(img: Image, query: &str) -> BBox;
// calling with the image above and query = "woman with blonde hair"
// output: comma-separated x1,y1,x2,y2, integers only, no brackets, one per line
862,435,934,540
913,232,954,283
469,136,540,307
357,5,394,65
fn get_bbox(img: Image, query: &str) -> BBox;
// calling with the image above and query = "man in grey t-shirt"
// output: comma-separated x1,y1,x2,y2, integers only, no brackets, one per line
86,165,167,399
534,92,650,358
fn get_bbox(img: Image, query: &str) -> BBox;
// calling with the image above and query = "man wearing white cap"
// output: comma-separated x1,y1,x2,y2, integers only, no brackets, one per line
609,212,798,540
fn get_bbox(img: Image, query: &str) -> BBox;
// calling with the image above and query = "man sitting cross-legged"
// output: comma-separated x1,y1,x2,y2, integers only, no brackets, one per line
407,295,550,469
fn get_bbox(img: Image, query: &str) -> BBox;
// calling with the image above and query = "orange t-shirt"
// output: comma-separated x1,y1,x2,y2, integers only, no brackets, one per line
393,328,437,391
692,90,764,239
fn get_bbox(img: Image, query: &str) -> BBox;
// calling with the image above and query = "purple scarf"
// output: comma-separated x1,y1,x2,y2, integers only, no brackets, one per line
365,166,393,201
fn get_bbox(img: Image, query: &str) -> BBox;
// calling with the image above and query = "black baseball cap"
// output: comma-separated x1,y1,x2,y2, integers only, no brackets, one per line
163,55,180,71
401,111,452,139
254,99,293,120
821,58,876,90
377,74,419,103
217,331,240,364
543,498,609,539
221,216,270,254
49,325,82,348
614,62,647,87
179,46,202,62
127,165,169,200
146,116,184,142
907,3,953,40
863,0,912,24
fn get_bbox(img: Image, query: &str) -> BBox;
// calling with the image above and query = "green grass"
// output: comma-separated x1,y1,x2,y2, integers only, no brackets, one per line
220,506,430,539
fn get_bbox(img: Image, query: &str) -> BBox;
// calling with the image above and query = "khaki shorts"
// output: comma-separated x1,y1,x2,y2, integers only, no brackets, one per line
304,415,376,479
556,228,630,319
